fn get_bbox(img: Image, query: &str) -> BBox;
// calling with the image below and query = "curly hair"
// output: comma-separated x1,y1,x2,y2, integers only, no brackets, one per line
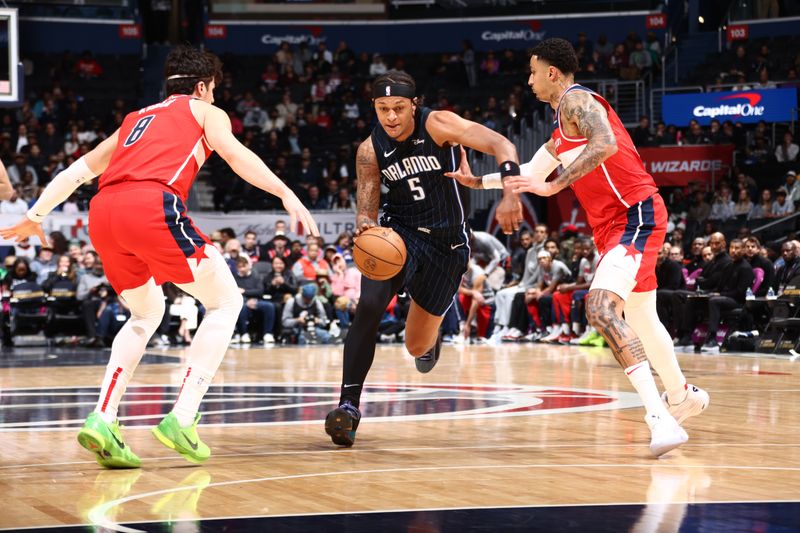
164,45,223,96
531,38,579,75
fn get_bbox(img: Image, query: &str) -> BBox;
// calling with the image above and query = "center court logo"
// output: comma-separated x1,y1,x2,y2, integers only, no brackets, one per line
0,383,641,431
692,92,765,119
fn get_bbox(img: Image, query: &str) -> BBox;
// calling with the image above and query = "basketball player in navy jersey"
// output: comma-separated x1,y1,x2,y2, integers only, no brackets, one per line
325,70,523,446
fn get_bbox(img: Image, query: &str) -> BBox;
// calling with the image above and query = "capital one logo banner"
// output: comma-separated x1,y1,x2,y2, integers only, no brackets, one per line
662,88,797,126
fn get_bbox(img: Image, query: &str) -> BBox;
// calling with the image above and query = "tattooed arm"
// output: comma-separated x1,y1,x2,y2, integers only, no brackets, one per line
506,91,618,197
354,137,381,236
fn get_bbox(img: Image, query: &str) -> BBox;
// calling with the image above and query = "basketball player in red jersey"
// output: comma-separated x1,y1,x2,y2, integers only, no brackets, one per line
448,38,708,457
1,46,319,468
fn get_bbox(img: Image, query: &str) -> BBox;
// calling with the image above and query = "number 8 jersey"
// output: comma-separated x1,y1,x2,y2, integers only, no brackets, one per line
100,94,213,202
371,107,468,231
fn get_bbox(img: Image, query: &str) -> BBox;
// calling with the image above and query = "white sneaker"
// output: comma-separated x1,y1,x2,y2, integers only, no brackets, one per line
231,333,241,344
241,333,252,344
662,385,709,425
646,413,689,457
522,331,541,342
264,333,275,344
540,328,562,343
502,327,523,341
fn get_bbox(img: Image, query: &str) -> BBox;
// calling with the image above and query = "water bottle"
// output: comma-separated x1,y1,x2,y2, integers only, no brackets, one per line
766,287,776,300
745,287,754,300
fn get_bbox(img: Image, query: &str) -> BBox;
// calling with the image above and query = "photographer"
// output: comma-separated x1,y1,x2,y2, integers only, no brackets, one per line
281,283,331,345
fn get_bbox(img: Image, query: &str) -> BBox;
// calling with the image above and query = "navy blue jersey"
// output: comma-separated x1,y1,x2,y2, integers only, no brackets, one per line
371,107,468,231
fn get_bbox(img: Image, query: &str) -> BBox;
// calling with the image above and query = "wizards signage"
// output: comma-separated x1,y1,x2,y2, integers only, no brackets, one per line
662,88,797,126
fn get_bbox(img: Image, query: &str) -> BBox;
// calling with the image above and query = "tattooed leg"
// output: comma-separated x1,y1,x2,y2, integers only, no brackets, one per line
585,288,647,368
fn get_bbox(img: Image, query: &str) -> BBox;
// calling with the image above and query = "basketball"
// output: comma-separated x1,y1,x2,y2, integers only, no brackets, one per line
353,227,407,280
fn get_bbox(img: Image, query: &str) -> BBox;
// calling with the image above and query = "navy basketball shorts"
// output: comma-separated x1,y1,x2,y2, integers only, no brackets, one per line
388,223,470,317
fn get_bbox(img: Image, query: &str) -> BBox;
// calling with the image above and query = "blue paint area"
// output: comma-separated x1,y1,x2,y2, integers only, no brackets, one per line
16,502,800,532
0,347,174,368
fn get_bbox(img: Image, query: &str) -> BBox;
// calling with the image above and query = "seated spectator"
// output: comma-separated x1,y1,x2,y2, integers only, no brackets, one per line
7,153,38,186
672,232,731,347
776,242,800,296
75,50,103,79
292,242,330,285
281,283,331,345
564,238,599,344
224,239,242,272
14,237,36,261
772,188,795,217
491,224,547,338
630,116,654,147
470,230,510,290
77,259,111,347
656,245,686,334
42,255,78,293
30,245,57,285
241,230,260,263
784,171,800,206
775,132,799,163
708,184,736,222
332,187,355,211
749,189,773,220
459,254,495,341
306,185,329,210
701,239,754,352
687,190,711,230
682,237,705,290
0,187,29,214
733,189,754,219
511,229,533,282
683,122,710,145
2,257,35,291
232,256,275,345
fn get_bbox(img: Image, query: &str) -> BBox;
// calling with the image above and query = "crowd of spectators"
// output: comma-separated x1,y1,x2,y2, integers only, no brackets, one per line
2,32,799,352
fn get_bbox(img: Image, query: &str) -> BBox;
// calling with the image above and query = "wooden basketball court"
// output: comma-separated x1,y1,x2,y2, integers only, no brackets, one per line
1,342,799,531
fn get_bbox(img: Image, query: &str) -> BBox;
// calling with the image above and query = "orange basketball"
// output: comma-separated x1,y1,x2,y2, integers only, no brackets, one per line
353,226,407,281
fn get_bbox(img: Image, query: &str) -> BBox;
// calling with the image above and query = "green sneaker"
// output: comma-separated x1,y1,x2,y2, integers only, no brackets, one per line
77,412,141,469
588,331,606,347
151,412,210,464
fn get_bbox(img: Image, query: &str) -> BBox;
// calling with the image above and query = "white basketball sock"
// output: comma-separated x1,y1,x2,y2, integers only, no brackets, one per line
625,361,671,418
625,290,688,403
171,245,242,425
172,366,214,426
94,279,165,423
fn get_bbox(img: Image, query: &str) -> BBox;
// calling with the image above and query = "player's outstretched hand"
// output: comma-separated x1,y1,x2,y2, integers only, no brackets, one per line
282,193,320,237
495,193,523,235
504,174,555,197
444,146,482,189
0,217,48,245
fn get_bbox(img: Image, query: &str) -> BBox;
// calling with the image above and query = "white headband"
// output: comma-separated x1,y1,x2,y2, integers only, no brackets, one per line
166,74,198,80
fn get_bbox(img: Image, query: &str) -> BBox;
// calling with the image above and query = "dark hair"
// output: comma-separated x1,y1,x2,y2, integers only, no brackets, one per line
745,236,761,246
219,227,237,239
531,38,579,75
164,45,223,96
235,256,250,267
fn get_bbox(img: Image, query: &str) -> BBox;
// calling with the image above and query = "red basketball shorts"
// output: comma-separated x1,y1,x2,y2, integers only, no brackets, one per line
590,194,667,299
88,183,211,293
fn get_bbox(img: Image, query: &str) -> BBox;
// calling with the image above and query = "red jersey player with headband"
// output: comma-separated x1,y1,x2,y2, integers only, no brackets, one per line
1,46,319,468
447,38,708,458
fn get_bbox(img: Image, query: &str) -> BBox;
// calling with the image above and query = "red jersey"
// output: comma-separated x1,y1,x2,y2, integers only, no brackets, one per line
100,94,213,201
551,85,658,245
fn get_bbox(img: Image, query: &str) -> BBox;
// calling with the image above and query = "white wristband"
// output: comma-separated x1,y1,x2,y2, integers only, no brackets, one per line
481,172,503,189
26,156,96,223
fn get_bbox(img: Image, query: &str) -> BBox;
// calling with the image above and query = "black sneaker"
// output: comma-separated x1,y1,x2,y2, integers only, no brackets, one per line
700,339,719,353
325,401,361,447
415,330,443,374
